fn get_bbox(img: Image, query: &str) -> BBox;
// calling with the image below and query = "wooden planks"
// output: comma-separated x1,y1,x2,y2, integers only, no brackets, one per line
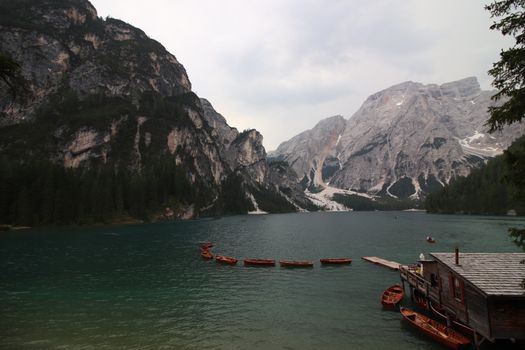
431,253,525,296
362,256,401,270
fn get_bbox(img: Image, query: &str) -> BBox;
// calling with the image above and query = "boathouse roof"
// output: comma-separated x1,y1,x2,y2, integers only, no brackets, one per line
430,253,525,297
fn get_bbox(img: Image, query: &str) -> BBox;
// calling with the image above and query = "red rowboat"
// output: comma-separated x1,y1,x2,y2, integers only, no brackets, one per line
216,255,238,265
413,289,429,310
320,258,352,264
200,242,213,249
381,284,404,308
244,259,275,266
279,260,314,268
201,249,214,259
429,302,475,336
400,307,471,349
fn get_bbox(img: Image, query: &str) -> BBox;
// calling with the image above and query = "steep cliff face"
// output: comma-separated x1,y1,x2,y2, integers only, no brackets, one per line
0,0,190,126
0,0,297,218
200,98,267,184
273,77,523,198
271,115,346,189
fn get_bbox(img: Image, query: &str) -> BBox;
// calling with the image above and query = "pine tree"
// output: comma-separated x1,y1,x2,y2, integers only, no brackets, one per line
486,1,525,131
486,1,525,252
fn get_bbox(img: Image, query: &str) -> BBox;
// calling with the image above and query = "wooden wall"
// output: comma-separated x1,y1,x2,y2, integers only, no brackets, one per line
435,263,468,321
433,262,525,340
489,298,525,339
465,283,490,338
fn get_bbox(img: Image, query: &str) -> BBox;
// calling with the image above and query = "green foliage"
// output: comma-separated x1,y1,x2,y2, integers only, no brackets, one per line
0,1,263,225
215,173,255,215
504,135,525,203
332,193,420,211
213,174,296,215
388,177,416,199
0,157,194,226
425,136,525,215
250,185,296,213
504,136,525,258
485,1,525,131
509,227,525,250
485,2,525,264
0,0,103,41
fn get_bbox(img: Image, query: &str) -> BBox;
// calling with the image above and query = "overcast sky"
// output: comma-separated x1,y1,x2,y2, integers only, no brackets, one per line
90,0,511,150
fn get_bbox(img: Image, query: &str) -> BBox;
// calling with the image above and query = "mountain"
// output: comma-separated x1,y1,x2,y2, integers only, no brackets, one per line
425,135,525,216
0,0,300,225
272,77,523,199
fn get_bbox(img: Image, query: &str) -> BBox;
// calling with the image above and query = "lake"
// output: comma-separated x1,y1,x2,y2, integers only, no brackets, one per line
1,211,524,349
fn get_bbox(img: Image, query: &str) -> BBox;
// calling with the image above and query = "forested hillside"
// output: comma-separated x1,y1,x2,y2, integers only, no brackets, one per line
425,136,525,215
0,0,301,227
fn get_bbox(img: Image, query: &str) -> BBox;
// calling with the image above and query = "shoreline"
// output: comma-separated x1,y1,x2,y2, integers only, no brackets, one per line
2,209,524,232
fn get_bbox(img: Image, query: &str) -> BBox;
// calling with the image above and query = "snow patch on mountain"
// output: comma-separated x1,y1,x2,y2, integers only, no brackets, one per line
457,131,503,157
247,193,268,215
304,186,374,211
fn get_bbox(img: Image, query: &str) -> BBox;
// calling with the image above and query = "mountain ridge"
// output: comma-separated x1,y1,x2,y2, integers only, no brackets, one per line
273,77,523,199
0,0,305,225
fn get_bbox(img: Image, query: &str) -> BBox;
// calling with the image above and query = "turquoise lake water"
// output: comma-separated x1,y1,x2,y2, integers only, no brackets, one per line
1,211,524,349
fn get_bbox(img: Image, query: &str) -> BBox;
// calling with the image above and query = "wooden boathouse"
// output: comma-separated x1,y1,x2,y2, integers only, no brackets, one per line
400,251,525,347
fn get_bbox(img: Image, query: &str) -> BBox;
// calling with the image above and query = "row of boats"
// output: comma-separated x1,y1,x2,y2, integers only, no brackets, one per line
381,284,471,349
199,242,352,267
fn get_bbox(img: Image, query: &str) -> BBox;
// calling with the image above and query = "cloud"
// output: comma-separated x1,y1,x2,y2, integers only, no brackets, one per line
90,0,512,149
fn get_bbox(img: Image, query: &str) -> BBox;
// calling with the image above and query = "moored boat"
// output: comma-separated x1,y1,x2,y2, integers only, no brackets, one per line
381,284,404,308
279,260,314,268
320,258,352,265
216,255,238,265
200,242,213,249
244,258,275,266
413,289,429,310
429,302,475,336
201,249,214,259
426,236,436,243
400,307,471,349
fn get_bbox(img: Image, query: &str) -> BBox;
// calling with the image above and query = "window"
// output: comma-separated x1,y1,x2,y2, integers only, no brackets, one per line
430,273,439,287
449,273,465,303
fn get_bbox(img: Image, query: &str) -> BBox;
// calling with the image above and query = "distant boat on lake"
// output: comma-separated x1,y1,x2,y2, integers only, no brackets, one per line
426,236,436,243
216,256,238,265
279,260,314,268
320,258,352,265
244,259,275,266
201,249,214,259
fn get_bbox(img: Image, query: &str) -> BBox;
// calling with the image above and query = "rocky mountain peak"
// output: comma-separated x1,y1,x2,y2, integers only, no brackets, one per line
0,0,304,219
200,98,238,145
0,1,192,126
272,115,347,189
273,77,523,199
19,0,98,28
439,76,481,99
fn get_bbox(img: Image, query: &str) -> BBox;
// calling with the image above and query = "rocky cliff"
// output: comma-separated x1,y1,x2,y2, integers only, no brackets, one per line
0,0,301,221
273,77,523,199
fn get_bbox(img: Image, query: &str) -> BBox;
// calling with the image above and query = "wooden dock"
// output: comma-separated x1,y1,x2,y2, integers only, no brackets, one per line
361,256,401,270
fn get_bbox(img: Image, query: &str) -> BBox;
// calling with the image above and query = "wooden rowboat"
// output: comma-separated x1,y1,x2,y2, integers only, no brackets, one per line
279,260,314,268
244,259,275,266
381,284,404,308
413,289,429,310
200,242,213,249
400,307,471,349
201,249,214,259
320,258,352,265
216,255,238,265
429,302,475,336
